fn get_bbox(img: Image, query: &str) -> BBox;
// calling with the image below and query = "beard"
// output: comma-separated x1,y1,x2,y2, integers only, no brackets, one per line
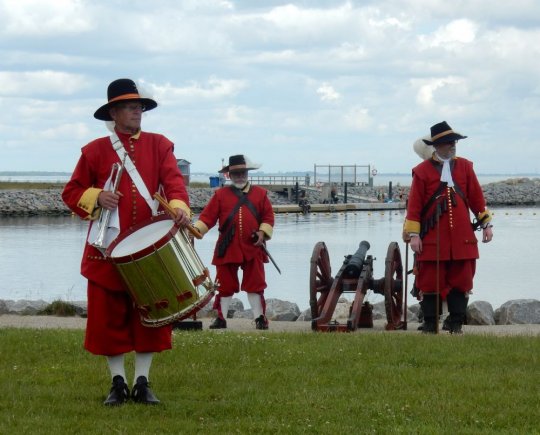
232,181,247,189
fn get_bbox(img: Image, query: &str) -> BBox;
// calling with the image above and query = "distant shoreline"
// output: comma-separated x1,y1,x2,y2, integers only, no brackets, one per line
1,177,539,216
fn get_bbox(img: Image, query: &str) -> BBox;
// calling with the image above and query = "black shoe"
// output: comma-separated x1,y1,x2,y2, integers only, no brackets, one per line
442,315,451,331
131,376,160,405
422,319,437,334
209,317,227,329
449,314,464,335
103,375,130,406
255,315,269,330
450,323,463,334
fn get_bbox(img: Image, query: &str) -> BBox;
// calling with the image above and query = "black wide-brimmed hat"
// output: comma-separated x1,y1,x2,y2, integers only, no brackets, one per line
219,155,261,173
94,78,158,121
422,121,467,145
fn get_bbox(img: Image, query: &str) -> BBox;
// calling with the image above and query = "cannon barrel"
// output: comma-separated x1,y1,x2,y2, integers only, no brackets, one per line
343,240,371,278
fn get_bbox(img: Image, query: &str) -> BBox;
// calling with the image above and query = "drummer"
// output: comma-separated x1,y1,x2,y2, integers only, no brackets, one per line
62,78,191,406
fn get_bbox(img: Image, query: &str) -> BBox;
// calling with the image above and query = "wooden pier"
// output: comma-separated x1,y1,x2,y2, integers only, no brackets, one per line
248,174,404,214
273,201,405,214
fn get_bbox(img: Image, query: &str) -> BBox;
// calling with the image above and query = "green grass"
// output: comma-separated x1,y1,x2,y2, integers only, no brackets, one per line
0,329,538,434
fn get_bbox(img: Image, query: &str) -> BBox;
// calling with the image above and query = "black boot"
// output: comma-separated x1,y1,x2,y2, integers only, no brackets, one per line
422,317,437,334
421,294,440,334
209,317,227,329
255,315,269,330
103,375,130,406
447,289,467,334
448,314,464,334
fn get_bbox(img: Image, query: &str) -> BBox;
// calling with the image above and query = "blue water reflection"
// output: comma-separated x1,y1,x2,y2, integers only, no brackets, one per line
0,208,538,311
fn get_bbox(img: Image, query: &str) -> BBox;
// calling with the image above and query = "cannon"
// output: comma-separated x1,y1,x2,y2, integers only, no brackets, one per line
309,240,407,332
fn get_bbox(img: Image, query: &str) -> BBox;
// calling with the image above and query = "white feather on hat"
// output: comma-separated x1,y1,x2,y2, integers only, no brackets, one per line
413,136,435,160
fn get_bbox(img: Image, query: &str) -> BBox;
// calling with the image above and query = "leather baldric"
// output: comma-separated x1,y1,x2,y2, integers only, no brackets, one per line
216,186,261,257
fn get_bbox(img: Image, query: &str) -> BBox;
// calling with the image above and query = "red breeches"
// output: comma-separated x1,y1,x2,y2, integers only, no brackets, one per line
415,259,476,299
84,281,172,356
215,259,267,297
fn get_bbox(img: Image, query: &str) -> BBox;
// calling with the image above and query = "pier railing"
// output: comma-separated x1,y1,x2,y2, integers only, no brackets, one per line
249,175,307,186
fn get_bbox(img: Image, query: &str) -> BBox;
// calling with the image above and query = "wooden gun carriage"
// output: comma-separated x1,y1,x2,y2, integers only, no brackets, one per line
309,240,407,332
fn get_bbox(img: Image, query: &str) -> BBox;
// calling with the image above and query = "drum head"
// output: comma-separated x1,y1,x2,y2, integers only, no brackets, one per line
109,219,174,258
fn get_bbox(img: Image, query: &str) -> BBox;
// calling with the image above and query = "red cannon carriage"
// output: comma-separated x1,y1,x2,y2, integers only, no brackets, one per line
309,240,407,332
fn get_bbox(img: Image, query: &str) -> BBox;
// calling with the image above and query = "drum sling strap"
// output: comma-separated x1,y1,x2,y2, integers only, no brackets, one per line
216,186,261,258
419,160,468,239
110,133,159,216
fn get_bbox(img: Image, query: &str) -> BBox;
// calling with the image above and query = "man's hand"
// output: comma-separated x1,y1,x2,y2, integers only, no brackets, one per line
98,191,123,210
482,226,493,243
173,208,192,227
410,235,422,254
252,230,265,246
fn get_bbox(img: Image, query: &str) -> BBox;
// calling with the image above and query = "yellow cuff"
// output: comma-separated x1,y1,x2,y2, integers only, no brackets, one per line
78,187,102,220
259,223,273,240
477,209,492,224
403,219,421,235
193,220,209,236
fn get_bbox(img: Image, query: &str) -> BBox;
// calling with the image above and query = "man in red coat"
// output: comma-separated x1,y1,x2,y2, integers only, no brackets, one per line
403,121,493,334
193,155,275,330
62,79,191,405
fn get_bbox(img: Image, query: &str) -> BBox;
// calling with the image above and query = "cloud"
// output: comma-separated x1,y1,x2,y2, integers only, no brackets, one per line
0,71,87,97
0,0,93,36
419,19,478,49
413,76,464,106
141,77,247,103
344,107,373,131
217,105,254,125
317,84,341,102
0,1,539,174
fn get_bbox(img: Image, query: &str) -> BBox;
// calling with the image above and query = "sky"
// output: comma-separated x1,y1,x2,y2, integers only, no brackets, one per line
1,0,540,175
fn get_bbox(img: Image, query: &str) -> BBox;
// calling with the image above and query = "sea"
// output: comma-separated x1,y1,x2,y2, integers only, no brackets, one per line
1,173,539,312
1,171,539,312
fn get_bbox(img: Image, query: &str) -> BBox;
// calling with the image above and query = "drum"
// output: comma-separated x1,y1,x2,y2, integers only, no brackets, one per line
106,215,215,327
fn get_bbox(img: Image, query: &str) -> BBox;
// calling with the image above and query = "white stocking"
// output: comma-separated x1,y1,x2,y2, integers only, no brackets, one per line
134,352,153,383
220,296,232,319
106,354,126,381
247,292,263,319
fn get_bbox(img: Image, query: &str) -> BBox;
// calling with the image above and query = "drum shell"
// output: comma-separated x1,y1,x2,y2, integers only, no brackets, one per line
106,215,214,327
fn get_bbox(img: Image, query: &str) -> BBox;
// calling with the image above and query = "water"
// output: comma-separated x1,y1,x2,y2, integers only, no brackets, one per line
1,208,538,311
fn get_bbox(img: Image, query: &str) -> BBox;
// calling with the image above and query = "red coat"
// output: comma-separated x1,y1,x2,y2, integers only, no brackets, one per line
62,130,190,290
404,157,488,262
194,184,274,266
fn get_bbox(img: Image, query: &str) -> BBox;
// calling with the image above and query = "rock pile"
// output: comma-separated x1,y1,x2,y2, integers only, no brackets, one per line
2,297,539,325
1,177,539,216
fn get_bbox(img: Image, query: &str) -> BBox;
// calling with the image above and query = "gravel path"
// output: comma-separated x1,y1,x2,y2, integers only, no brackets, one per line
1,315,539,336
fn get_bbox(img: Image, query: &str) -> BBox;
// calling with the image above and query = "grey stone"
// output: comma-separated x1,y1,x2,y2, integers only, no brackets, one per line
5,299,48,315
496,299,540,325
467,300,495,325
265,298,300,321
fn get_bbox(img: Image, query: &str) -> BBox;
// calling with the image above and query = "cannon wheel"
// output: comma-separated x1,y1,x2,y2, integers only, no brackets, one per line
309,242,333,320
384,242,405,330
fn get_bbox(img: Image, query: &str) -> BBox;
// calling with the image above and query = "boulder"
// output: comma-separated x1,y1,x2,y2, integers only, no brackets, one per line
265,298,301,321
4,299,48,315
495,299,540,325
297,308,312,322
467,301,495,325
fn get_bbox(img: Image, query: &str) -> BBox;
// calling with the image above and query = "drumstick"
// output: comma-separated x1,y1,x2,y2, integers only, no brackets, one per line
153,193,202,240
